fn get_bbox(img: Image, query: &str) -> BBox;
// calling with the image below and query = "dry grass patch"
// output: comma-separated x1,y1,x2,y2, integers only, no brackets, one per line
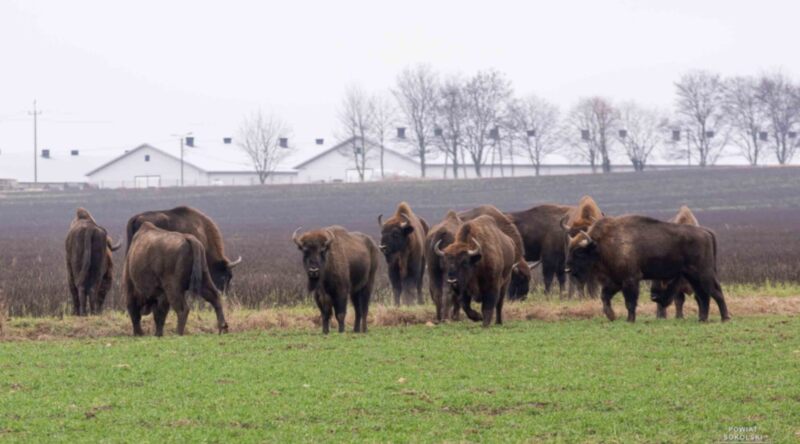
2,293,800,341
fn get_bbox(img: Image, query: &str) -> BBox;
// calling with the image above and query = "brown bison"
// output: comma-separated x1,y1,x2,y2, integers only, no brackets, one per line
424,211,462,322
507,196,602,297
506,204,572,294
293,226,380,334
434,215,517,327
378,202,428,305
565,215,730,323
124,221,229,336
458,205,537,300
560,196,603,297
126,206,242,293
651,206,700,319
65,208,122,316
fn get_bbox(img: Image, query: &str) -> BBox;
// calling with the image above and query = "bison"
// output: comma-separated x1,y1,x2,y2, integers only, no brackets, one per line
65,208,122,316
424,211,462,322
458,205,537,300
565,215,730,323
560,196,603,298
434,215,517,327
126,206,242,293
651,206,700,319
507,196,602,297
124,221,229,336
293,226,380,334
378,202,428,305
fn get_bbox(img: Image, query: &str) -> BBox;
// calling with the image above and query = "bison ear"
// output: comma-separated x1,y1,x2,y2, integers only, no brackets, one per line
401,224,414,236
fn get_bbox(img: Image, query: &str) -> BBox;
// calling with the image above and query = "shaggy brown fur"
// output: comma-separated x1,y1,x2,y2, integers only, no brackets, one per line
458,205,534,300
567,215,729,323
293,226,380,334
506,204,573,294
65,208,121,316
652,206,700,319
440,215,517,327
378,202,428,305
563,196,603,298
126,206,242,293
424,211,462,322
124,222,228,336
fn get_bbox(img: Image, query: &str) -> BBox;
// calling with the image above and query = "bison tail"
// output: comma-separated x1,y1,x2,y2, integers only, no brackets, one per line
77,230,93,286
187,237,205,298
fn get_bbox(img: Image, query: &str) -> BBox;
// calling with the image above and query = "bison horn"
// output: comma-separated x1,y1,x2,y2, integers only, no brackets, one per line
528,261,541,270
377,214,383,227
292,227,303,247
324,229,335,248
560,215,571,232
399,213,411,228
108,238,123,252
228,256,243,268
467,238,482,256
434,239,445,257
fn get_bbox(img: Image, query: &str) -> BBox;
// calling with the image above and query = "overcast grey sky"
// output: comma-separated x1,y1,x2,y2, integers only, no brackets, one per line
1,0,798,161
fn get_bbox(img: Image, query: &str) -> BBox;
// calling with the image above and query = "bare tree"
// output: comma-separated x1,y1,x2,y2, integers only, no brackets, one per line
674,70,729,166
616,102,668,171
757,71,800,165
393,64,438,177
337,85,373,182
369,93,396,179
723,76,767,166
462,69,513,177
507,95,560,176
237,110,292,184
434,75,468,178
567,97,617,173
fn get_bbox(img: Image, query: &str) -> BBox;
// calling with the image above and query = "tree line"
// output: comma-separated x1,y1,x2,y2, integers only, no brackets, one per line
240,66,800,183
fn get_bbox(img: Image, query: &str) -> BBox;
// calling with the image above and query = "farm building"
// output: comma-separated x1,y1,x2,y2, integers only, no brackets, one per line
1,132,719,190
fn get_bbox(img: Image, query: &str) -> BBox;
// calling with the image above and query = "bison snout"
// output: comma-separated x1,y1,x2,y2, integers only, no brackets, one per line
307,267,321,278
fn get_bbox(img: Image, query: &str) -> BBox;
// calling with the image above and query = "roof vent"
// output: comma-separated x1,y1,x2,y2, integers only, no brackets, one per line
315,138,324,145
223,137,232,144
41,149,50,159
185,136,195,147
279,137,289,148
71,149,79,156
397,127,406,139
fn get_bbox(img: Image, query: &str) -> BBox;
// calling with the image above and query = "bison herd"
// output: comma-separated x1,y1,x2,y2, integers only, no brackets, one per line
64,198,730,336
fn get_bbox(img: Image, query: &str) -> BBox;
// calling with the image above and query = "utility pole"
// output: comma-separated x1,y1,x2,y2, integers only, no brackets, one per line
180,136,184,187
28,100,42,183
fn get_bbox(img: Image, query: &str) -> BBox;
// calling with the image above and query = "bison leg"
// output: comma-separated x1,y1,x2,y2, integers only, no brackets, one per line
709,280,730,322
495,287,506,326
359,287,370,333
127,298,144,337
68,279,80,317
542,260,557,295
77,287,88,317
173,299,190,336
153,298,170,337
315,292,332,334
674,292,686,319
601,285,619,321
685,276,712,322
333,293,347,333
415,260,425,305
200,288,228,334
622,283,639,323
461,292,482,322
388,266,403,306
480,293,496,328
655,302,668,319
429,273,444,322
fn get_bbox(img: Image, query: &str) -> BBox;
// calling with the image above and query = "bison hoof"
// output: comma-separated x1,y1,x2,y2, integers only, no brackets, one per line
218,324,229,334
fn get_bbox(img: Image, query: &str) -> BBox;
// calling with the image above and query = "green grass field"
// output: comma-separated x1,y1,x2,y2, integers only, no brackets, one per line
2,316,799,443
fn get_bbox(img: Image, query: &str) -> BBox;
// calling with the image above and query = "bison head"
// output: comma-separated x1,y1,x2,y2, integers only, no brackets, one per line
378,213,415,259
508,260,539,301
565,231,598,283
293,227,334,290
210,256,242,293
435,237,482,295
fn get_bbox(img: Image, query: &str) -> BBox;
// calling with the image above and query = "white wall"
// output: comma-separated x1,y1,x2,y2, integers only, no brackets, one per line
206,172,297,186
298,148,420,183
88,146,207,188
